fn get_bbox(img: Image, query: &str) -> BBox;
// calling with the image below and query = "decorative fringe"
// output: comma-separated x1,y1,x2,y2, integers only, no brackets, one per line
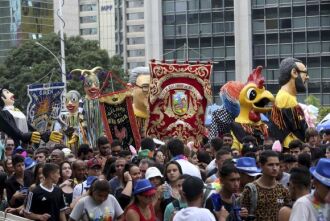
271,106,286,130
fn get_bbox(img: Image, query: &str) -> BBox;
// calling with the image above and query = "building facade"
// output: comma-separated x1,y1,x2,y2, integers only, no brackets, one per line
162,0,330,105
251,0,330,105
0,0,54,63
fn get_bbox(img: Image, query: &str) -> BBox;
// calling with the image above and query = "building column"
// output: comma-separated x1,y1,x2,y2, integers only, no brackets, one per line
234,0,252,82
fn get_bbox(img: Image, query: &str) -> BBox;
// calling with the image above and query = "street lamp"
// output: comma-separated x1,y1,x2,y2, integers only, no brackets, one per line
35,41,66,93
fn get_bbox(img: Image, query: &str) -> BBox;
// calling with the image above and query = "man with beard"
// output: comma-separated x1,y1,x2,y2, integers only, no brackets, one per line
269,57,309,148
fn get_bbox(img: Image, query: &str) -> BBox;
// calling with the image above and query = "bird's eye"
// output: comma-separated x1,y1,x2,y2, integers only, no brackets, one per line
247,88,257,100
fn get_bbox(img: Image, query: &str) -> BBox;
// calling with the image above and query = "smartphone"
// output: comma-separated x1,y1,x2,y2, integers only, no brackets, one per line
20,187,29,194
210,193,222,212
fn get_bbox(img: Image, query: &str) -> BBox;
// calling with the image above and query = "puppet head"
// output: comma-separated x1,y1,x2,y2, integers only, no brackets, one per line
219,81,244,118
130,67,150,117
279,57,309,93
65,90,81,114
70,67,102,100
0,88,15,108
237,66,274,123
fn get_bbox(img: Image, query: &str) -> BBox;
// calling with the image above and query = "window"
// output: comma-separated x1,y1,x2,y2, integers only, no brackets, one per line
80,4,97,11
253,59,266,67
176,14,186,24
267,59,279,69
188,13,198,23
80,28,97,35
224,10,234,21
201,0,211,9
176,1,187,12
253,20,264,32
266,8,277,19
253,34,265,44
321,56,330,66
176,39,186,47
225,22,234,32
224,0,234,7
266,19,278,29
321,4,330,15
200,13,211,23
188,0,199,10
307,57,320,67
164,39,175,49
254,45,265,56
267,45,278,55
280,19,291,29
164,25,175,36
253,9,264,19
294,43,306,54
163,15,175,25
176,25,187,35
189,38,199,48
127,0,143,8
292,6,305,17
127,37,144,45
293,32,306,42
212,0,223,8
293,17,305,29
267,33,278,44
128,50,145,57
321,30,330,41
279,7,291,17
307,31,320,41
80,16,97,23
214,37,224,46
280,44,292,54
188,24,199,34
201,37,212,47
213,12,224,22
200,23,211,34
127,12,144,20
321,16,330,26
307,5,319,16
225,60,235,70
307,17,320,27
163,1,174,12
225,36,235,46
280,33,291,43
127,25,144,32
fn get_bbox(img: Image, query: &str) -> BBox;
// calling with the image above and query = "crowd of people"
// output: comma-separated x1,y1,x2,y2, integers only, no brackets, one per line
0,128,329,221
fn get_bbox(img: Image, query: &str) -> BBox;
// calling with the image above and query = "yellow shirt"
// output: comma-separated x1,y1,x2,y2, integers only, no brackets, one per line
275,89,299,147
275,89,298,108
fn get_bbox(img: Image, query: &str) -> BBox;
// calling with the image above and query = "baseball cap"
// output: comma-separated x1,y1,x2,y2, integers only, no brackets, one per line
145,167,163,180
87,158,102,168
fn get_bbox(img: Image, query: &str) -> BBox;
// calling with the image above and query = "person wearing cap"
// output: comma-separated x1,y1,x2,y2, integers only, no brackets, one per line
173,176,227,221
24,157,37,172
124,179,157,221
72,157,102,202
70,179,124,221
234,157,261,192
289,158,330,221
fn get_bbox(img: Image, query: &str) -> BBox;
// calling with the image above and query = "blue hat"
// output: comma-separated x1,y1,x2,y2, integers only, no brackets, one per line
133,179,156,196
310,158,330,187
24,157,37,170
84,176,98,189
13,146,25,155
235,157,261,177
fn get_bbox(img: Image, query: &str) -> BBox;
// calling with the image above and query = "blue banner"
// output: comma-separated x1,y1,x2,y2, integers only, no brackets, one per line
27,82,65,133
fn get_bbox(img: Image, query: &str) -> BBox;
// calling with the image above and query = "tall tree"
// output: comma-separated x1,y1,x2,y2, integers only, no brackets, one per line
1,33,124,110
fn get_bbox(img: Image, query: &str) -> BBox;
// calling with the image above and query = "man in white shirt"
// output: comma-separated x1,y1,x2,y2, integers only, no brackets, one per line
173,176,227,221
167,138,201,179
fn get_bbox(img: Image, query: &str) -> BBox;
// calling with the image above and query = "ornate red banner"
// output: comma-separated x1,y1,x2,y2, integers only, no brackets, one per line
146,62,212,148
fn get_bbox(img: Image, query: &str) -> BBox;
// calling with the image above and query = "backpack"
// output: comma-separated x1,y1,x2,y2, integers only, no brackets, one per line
244,183,258,216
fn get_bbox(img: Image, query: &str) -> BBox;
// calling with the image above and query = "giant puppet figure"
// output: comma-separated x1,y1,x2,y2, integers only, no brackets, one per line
70,67,104,148
209,81,244,139
269,57,309,147
231,66,275,150
129,67,150,137
56,90,86,152
0,87,62,147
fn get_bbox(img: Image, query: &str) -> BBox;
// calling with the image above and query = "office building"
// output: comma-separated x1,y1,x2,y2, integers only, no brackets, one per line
162,0,330,104
0,0,54,63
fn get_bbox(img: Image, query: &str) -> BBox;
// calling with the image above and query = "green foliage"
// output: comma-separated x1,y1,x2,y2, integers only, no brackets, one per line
318,106,330,122
305,95,321,107
0,33,125,110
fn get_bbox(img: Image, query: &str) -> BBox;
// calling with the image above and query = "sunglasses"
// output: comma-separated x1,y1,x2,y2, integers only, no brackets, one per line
295,68,308,76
